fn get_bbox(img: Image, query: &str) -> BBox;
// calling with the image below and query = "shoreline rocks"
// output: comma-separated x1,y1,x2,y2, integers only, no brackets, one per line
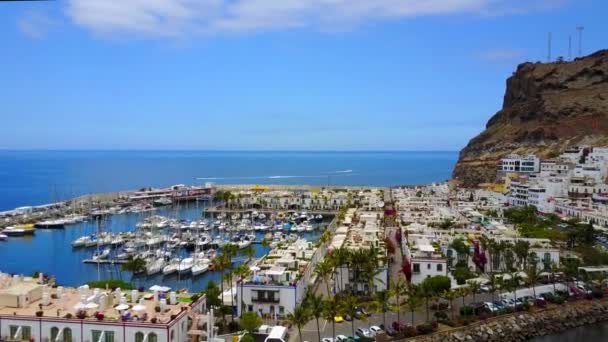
405,300,608,342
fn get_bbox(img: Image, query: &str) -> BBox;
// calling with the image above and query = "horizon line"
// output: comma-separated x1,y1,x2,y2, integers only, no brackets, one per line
0,148,460,153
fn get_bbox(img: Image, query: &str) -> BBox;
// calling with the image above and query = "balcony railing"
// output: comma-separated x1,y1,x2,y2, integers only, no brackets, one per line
251,296,280,303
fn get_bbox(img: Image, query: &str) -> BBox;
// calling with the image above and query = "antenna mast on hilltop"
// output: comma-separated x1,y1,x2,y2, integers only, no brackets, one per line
568,36,572,60
547,32,552,62
576,26,584,56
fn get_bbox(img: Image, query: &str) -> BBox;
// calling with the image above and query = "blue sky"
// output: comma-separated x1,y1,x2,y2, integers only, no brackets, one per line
0,0,605,151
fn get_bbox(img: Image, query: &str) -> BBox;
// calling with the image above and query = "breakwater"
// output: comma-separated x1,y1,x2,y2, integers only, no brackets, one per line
407,300,608,342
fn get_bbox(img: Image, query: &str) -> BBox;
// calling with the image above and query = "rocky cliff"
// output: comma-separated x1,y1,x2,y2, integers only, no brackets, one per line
452,50,608,187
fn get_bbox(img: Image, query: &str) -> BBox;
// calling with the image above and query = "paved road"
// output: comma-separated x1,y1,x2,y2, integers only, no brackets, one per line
290,290,497,342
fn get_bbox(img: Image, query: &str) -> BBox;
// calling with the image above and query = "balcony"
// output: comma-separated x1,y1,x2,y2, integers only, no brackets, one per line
251,296,280,303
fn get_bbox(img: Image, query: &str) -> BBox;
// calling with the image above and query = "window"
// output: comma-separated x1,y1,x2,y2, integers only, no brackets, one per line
149,333,158,342
51,327,60,341
64,328,73,342
279,306,285,315
92,330,115,342
135,332,144,342
170,330,175,341
427,263,431,270
436,264,443,272
412,263,420,274
9,325,31,340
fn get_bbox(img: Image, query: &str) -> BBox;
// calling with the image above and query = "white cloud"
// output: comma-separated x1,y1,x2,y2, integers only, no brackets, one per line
477,48,526,62
65,0,565,37
17,11,58,39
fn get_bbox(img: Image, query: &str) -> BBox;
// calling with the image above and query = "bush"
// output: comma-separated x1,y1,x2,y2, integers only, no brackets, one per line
241,335,254,342
434,311,448,321
592,289,604,299
401,326,417,338
553,296,566,304
228,321,241,332
190,294,200,302
416,323,435,335
460,306,474,316
430,302,449,310
87,279,134,290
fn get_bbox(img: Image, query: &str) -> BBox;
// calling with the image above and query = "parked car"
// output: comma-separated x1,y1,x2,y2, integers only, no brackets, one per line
355,328,373,338
334,315,344,323
482,302,500,313
369,326,382,336
322,338,334,342
384,326,398,337
493,301,506,310
344,314,353,321
336,335,349,342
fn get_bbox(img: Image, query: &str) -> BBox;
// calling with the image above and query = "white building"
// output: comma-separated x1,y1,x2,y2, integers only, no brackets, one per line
499,155,540,174
0,274,206,342
406,238,448,285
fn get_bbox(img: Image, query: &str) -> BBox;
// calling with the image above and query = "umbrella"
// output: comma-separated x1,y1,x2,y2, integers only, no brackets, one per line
115,304,130,311
149,285,171,292
132,304,146,312
73,302,86,310
85,302,99,310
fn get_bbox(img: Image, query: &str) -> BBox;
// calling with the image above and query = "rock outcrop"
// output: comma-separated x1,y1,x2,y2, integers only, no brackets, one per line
452,50,608,187
409,300,608,342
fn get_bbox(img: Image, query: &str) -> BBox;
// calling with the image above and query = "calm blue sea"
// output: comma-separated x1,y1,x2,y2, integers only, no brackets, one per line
0,150,458,211
0,150,457,292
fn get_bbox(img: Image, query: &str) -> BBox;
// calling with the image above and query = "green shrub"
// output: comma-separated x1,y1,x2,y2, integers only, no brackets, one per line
460,306,474,316
228,321,241,332
416,323,435,335
87,279,133,290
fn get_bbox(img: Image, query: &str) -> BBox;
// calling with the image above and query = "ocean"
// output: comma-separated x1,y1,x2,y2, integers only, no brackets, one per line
0,150,457,292
0,150,458,211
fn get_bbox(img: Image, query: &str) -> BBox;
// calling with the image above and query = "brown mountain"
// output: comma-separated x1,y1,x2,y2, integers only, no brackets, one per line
452,49,608,187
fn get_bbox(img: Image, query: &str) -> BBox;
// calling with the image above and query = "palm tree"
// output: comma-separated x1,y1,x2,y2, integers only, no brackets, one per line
223,244,239,321
322,297,340,342
389,278,407,322
243,244,256,262
509,271,521,301
212,254,229,315
286,305,311,342
233,264,251,318
314,259,334,296
457,286,470,309
404,285,423,326
340,295,360,337
525,264,540,299
488,274,499,303
550,262,560,294
468,281,481,303
122,256,146,275
371,290,391,328
419,284,434,322
513,240,531,270
441,289,457,321
305,294,324,342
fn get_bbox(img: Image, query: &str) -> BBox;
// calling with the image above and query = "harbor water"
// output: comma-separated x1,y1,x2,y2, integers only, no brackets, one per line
0,201,327,292
528,321,608,342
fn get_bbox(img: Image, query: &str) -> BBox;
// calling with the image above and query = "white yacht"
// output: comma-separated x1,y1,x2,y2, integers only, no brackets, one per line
162,259,180,275
146,258,166,275
177,257,194,274
191,260,210,276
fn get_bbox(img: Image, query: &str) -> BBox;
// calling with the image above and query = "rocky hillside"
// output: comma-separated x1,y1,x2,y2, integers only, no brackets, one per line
452,50,608,187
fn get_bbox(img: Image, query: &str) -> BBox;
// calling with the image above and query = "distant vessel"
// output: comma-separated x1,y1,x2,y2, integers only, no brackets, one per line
3,225,35,236
35,219,66,229
153,197,173,207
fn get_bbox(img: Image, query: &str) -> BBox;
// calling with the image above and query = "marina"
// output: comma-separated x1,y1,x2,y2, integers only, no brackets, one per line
0,198,333,293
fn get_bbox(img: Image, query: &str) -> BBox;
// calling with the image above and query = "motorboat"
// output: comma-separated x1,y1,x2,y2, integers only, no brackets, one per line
3,226,35,236
71,235,92,247
92,248,110,261
191,260,210,276
35,219,66,229
0,233,7,240
163,259,180,275
147,258,166,275
178,257,194,274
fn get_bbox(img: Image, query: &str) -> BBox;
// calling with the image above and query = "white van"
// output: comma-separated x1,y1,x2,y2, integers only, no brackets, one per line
264,326,288,342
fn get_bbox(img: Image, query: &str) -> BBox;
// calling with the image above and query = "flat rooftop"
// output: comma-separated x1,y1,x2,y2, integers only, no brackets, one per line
0,279,193,324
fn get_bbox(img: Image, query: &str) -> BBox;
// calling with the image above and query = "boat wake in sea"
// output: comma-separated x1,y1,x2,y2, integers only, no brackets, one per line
197,172,354,180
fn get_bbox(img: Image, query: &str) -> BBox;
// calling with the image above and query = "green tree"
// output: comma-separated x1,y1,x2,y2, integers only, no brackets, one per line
314,259,334,296
304,294,324,342
467,281,481,303
204,280,222,308
404,285,423,326
286,305,311,342
513,240,531,270
340,295,360,336
121,256,146,275
240,312,262,333
441,289,458,321
242,244,256,262
322,298,340,342
389,278,407,322
370,290,391,328
233,265,251,318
